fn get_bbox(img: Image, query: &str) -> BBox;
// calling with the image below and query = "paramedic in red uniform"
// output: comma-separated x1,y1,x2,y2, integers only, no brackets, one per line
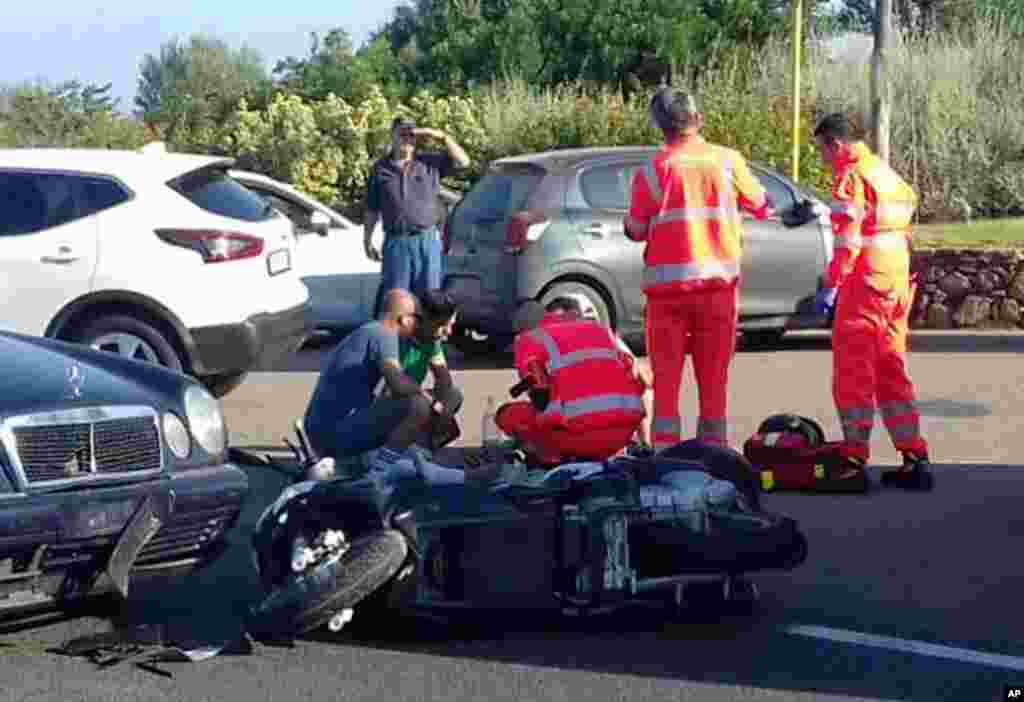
624,87,774,452
812,113,933,490
495,298,648,465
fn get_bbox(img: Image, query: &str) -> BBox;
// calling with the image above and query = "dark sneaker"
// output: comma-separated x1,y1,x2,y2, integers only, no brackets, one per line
882,452,935,491
828,456,872,492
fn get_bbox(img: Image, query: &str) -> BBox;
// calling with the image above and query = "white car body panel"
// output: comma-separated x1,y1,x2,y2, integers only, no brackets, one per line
230,170,384,331
0,146,309,347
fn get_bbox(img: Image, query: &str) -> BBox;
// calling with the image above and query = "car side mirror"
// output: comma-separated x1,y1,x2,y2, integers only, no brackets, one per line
781,199,818,228
310,211,331,236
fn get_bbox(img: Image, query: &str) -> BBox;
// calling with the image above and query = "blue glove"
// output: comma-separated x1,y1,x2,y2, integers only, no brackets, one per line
815,287,838,315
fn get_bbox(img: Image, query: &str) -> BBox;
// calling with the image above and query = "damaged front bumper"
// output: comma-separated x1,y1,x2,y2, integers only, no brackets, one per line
0,463,248,616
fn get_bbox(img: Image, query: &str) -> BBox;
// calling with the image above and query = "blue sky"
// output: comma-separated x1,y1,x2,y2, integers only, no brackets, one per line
0,1,404,110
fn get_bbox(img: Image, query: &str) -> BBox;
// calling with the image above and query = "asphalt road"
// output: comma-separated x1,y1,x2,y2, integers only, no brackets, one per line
2,330,1023,702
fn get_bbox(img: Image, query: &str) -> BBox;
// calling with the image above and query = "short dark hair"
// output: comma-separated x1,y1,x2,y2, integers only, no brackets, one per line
814,113,854,143
420,289,457,320
544,296,583,316
649,87,701,132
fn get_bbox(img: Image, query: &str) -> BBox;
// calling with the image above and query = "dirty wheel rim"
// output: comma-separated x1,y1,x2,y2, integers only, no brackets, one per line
90,332,163,365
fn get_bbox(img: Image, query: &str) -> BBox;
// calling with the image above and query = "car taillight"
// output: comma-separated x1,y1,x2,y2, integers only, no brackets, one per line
505,210,550,254
155,229,265,263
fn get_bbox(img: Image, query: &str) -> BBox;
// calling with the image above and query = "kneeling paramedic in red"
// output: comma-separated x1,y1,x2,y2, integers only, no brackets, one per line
496,298,647,465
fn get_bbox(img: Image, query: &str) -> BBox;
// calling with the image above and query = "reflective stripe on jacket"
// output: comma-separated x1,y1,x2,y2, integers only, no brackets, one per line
512,315,644,431
627,137,769,296
826,141,918,290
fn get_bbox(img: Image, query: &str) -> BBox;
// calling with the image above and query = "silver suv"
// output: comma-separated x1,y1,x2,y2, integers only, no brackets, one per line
442,146,833,355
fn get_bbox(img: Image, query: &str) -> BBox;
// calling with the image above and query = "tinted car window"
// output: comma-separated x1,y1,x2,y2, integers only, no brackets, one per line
250,187,315,231
451,165,544,242
579,163,636,211
169,167,276,222
0,172,92,236
753,168,797,212
78,177,131,216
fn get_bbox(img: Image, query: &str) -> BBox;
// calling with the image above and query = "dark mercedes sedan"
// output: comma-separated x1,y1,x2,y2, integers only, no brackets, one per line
0,329,248,618
442,146,834,355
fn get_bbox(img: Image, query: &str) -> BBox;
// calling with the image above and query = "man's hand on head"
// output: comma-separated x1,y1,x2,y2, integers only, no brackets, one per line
413,128,446,140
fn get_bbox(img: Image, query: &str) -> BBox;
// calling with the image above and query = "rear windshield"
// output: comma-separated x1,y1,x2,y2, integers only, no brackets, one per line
169,166,276,222
451,164,545,241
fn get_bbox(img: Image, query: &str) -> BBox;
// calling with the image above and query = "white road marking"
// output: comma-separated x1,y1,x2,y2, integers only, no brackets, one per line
785,624,1024,672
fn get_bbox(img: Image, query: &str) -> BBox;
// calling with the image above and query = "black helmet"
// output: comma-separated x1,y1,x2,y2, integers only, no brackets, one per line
756,414,826,447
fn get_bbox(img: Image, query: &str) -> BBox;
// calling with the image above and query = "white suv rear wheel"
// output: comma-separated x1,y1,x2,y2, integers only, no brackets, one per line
71,314,185,372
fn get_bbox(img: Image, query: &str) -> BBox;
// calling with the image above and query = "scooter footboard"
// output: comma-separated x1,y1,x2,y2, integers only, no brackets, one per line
628,507,808,579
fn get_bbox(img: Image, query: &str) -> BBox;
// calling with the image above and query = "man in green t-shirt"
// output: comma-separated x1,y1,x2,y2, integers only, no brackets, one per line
398,289,463,450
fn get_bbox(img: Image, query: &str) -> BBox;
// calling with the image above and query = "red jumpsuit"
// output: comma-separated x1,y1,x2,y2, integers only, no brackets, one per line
626,136,771,450
496,313,646,464
825,141,928,462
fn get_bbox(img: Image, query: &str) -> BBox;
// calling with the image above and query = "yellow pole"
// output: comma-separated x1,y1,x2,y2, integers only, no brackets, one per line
792,0,803,183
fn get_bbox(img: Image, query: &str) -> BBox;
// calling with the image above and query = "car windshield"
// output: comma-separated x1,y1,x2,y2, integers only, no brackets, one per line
170,166,277,223
451,164,544,241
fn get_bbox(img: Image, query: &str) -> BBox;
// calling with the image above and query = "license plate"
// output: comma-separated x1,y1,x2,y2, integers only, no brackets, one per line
267,248,291,276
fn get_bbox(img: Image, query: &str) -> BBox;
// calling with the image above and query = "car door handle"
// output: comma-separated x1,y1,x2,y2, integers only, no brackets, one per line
582,223,609,238
41,245,80,264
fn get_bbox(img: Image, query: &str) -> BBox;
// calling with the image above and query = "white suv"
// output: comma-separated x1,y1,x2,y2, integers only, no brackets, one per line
0,146,312,396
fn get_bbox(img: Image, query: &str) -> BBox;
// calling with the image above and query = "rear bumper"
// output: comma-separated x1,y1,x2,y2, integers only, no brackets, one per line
443,274,522,336
0,463,248,615
189,302,314,376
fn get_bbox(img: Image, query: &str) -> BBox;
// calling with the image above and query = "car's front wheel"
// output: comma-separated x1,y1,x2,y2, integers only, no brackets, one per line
70,314,186,372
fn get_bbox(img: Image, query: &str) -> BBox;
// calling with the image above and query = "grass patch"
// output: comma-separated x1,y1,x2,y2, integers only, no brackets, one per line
913,217,1024,250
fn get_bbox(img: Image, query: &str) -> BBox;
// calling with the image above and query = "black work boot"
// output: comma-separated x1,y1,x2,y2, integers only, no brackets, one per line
830,455,872,492
882,451,935,491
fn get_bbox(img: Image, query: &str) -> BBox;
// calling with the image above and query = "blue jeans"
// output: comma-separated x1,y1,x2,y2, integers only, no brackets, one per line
374,227,443,316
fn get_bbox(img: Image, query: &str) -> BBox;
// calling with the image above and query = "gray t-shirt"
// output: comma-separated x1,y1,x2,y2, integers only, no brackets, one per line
304,321,399,440
367,151,456,234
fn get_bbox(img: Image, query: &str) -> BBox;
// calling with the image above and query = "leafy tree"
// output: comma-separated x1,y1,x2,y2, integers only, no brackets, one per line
0,79,144,148
135,35,271,142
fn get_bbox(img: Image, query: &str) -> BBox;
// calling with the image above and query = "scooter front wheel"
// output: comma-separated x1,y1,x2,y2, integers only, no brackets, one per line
247,529,409,639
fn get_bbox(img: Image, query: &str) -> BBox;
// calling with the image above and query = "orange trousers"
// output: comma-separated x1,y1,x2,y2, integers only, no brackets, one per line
495,401,640,465
833,276,929,461
645,285,738,450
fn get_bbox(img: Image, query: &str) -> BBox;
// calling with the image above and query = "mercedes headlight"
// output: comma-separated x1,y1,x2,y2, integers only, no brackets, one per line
184,384,227,455
162,412,191,458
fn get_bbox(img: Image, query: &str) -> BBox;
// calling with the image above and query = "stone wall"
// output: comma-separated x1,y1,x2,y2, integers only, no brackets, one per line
910,249,1024,329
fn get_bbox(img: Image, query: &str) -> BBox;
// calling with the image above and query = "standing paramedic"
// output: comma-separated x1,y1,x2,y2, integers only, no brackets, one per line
364,117,471,316
495,298,648,466
624,87,775,452
812,113,933,491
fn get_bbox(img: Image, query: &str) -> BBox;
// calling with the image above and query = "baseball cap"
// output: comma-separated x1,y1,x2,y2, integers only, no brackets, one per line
392,117,417,131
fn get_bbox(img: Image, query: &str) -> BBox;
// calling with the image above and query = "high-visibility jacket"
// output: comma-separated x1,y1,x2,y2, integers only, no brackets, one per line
626,136,771,297
825,141,917,291
513,314,645,432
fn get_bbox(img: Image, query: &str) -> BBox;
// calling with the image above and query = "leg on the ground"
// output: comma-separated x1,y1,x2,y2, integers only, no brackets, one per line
876,286,933,491
373,236,414,319
646,296,690,451
690,286,738,447
831,287,878,479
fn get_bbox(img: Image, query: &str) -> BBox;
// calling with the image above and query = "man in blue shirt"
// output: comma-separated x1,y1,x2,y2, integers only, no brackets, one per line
364,117,471,317
303,288,441,459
